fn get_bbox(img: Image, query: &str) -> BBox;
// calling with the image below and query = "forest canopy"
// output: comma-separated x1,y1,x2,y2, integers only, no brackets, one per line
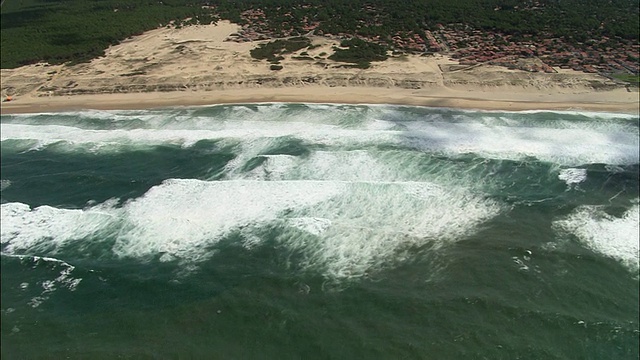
1,0,638,68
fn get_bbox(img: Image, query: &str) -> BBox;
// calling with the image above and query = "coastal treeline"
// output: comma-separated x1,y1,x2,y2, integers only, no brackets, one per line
1,0,638,68
328,38,388,67
1,0,218,68
214,0,639,41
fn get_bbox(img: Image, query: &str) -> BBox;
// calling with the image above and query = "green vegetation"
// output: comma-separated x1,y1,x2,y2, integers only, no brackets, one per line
328,38,387,67
612,73,640,86
214,0,639,42
336,62,371,69
269,64,283,71
1,0,638,69
268,56,285,64
249,37,311,62
1,0,219,68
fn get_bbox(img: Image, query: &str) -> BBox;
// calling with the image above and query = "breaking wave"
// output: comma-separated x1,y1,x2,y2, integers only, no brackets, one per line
553,203,640,272
2,104,638,281
2,104,637,166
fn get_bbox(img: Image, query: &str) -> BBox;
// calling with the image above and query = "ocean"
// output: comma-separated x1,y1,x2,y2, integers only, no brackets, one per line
1,103,638,359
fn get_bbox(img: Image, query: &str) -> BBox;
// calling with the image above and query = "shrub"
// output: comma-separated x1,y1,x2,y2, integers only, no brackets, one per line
328,38,387,64
250,38,311,61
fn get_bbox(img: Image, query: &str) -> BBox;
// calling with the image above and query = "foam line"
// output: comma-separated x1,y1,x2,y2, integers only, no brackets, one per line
275,181,502,279
1,179,501,280
0,253,82,308
113,179,346,261
1,180,345,262
3,108,637,165
553,204,639,272
1,253,74,267
1,201,117,254
1,123,393,149
400,121,638,165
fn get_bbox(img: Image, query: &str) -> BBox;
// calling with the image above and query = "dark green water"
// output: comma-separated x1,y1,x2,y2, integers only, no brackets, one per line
1,104,638,359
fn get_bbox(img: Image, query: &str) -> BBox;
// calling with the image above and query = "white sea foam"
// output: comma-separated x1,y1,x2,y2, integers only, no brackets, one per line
1,202,116,254
287,217,333,236
372,104,638,120
242,154,299,180
113,179,345,261
222,137,300,178
553,204,640,272
1,180,345,263
191,102,637,121
401,121,639,165
0,180,11,191
363,119,397,130
558,168,587,187
3,109,637,165
0,254,82,307
276,181,502,280
2,105,636,281
293,151,392,181
0,123,396,151
0,178,501,280
511,109,638,120
240,150,399,182
236,150,464,186
10,109,157,120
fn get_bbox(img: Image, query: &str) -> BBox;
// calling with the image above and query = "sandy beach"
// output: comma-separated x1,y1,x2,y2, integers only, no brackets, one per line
2,21,638,114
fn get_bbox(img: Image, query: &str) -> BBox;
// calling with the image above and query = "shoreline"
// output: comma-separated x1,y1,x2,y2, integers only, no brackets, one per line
2,21,638,116
2,86,639,115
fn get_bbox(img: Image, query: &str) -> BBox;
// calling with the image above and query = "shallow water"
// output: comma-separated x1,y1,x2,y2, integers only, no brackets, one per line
1,104,638,358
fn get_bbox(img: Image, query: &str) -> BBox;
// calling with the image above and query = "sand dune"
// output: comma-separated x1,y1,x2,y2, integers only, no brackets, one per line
1,21,638,114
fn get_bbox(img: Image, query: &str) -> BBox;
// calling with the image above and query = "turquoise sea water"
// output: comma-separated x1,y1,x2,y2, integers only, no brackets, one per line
1,104,638,359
